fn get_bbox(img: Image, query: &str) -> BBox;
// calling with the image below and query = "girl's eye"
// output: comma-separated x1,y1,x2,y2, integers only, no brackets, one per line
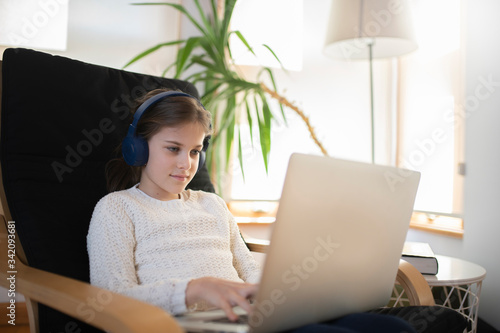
167,147,179,152
191,149,201,155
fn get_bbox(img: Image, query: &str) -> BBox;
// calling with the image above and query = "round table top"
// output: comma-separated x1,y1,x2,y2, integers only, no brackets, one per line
424,255,487,286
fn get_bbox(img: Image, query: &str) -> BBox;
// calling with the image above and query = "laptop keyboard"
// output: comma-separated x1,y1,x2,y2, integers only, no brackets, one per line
212,314,249,325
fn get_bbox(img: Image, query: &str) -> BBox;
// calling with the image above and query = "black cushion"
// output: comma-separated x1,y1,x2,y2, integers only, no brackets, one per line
369,306,469,333
1,47,214,332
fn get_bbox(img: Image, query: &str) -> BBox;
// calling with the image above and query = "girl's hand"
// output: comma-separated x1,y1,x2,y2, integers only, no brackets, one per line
186,277,258,321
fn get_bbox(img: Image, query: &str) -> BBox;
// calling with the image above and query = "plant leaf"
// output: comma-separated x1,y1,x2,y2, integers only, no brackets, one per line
123,40,184,68
221,0,238,38
133,2,206,35
161,62,176,77
259,67,287,124
176,36,201,78
237,127,245,182
229,30,256,57
245,97,254,145
257,93,272,173
262,44,288,72
224,96,236,169
194,0,212,34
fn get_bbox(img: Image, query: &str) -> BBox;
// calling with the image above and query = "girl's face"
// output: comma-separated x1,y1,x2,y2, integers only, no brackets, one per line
138,122,206,201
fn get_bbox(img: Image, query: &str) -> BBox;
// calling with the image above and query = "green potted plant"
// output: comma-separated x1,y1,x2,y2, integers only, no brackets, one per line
125,0,327,191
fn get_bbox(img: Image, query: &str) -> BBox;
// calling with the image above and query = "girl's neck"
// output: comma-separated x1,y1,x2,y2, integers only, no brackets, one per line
137,183,181,201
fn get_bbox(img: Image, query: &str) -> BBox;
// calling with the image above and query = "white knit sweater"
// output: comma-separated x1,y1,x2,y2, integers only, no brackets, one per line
87,185,261,315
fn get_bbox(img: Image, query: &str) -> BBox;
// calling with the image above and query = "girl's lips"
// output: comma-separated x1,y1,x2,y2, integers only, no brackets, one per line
171,174,189,181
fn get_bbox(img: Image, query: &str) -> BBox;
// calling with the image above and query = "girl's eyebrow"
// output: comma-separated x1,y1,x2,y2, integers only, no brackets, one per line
163,140,183,145
163,140,203,148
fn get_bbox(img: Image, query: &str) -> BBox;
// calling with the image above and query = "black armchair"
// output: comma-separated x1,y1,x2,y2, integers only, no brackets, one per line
0,48,467,333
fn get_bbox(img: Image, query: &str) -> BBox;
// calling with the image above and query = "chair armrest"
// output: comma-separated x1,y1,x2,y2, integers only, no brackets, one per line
245,238,270,253
395,259,435,306
245,239,435,307
0,218,184,333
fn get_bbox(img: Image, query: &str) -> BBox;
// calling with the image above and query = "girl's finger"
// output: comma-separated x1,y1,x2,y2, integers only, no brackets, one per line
219,299,240,321
232,293,253,314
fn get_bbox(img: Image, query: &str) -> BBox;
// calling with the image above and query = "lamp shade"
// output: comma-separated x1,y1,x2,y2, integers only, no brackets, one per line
324,0,417,60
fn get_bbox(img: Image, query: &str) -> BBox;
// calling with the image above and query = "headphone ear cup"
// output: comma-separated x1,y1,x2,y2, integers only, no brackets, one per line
197,137,210,173
197,150,206,173
122,128,149,166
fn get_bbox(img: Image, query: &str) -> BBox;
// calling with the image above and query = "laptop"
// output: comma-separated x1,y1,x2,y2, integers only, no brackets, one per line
176,153,421,332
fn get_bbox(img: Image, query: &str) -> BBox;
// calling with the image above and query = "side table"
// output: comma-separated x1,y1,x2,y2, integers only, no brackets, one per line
424,255,486,333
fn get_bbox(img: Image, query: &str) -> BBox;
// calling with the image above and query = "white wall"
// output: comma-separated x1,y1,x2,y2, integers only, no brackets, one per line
462,0,500,328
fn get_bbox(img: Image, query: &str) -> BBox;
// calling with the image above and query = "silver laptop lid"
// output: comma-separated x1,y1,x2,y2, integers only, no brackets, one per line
250,153,420,332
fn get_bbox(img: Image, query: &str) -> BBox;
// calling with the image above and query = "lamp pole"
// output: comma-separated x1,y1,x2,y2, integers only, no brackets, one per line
323,0,418,165
368,41,375,164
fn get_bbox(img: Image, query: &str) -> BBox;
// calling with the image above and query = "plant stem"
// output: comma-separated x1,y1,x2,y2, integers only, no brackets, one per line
260,83,329,157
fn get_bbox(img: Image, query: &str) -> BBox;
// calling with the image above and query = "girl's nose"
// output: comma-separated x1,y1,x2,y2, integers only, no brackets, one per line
177,153,191,170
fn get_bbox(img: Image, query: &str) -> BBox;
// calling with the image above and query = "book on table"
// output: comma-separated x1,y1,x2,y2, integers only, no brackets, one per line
402,241,439,275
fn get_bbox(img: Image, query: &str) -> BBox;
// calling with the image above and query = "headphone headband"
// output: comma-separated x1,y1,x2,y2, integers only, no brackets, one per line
129,91,197,133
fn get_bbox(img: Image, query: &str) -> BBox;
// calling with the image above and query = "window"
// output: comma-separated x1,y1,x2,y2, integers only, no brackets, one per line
397,0,464,216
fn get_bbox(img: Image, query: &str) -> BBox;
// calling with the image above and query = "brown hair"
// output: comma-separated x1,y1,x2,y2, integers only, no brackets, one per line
106,88,212,192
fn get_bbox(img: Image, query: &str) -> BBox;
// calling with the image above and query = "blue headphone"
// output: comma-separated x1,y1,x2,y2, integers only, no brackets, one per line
122,91,209,172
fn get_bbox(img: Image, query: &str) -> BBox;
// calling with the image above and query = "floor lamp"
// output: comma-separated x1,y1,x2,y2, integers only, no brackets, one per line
323,0,417,164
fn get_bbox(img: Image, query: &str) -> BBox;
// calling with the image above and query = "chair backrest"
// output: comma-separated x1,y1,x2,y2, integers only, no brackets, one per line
0,48,214,332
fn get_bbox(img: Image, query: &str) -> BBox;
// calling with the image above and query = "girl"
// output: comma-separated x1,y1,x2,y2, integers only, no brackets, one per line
87,88,416,332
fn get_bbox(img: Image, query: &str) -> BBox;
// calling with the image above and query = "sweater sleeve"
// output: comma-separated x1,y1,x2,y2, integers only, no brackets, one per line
213,196,262,284
87,194,189,315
